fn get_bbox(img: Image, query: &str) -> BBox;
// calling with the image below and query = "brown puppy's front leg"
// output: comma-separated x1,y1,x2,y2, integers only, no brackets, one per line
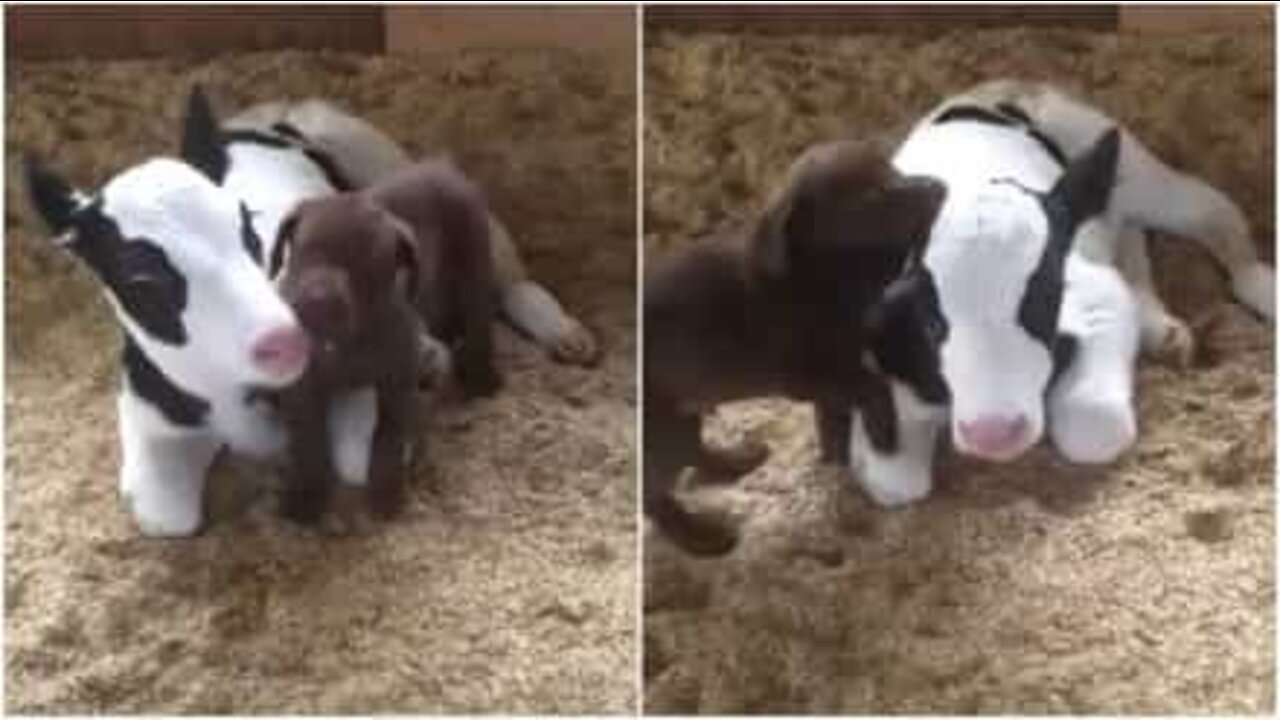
692,438,770,485
280,384,336,524
644,399,739,556
454,280,500,398
815,401,853,466
444,187,502,398
367,382,419,519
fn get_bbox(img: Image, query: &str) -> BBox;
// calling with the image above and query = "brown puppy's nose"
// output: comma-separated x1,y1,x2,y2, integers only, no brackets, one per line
289,272,354,344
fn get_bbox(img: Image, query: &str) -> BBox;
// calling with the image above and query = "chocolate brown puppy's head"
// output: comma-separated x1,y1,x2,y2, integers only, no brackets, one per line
273,195,419,350
750,140,946,285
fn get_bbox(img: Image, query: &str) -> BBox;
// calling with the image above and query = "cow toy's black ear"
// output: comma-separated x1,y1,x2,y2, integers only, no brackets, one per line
863,271,951,406
23,152,83,240
180,85,229,183
1045,127,1121,240
863,274,918,364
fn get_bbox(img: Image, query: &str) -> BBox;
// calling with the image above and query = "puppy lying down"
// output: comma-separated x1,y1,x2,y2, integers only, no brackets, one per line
273,160,501,522
644,141,946,555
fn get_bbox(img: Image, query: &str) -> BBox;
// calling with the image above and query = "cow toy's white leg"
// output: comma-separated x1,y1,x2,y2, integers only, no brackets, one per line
1048,260,1141,464
327,388,378,487
489,215,600,365
1113,225,1196,366
118,393,220,537
850,382,944,507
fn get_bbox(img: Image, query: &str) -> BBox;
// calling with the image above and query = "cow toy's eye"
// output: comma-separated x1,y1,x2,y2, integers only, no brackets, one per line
110,240,189,344
120,273,182,316
124,272,175,294
922,311,946,346
239,203,264,266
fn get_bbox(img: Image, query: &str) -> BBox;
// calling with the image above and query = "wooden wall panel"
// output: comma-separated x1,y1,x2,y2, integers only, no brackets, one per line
644,4,1119,34
1119,4,1272,33
6,5,384,61
384,6,635,78
7,5,1266,62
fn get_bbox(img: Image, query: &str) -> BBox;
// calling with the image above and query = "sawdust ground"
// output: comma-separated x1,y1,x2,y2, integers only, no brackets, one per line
644,27,1275,714
5,49,636,713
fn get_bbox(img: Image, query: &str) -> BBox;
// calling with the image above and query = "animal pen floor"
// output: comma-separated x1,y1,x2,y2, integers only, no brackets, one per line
5,50,636,712
644,28,1275,714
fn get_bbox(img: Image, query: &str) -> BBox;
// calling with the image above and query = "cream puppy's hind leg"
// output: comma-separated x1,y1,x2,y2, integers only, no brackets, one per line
1111,138,1274,322
490,215,600,366
1033,88,1273,321
1113,226,1195,366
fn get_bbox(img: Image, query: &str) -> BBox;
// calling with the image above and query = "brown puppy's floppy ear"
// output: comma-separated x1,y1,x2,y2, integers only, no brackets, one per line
270,207,301,279
384,213,420,300
749,143,836,281
749,140,945,283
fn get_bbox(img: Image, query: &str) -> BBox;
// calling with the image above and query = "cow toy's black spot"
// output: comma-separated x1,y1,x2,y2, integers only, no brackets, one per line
68,200,189,345
220,128,292,149
866,268,950,406
270,121,306,140
239,202,263,265
1026,128,1069,167
122,335,210,426
1051,333,1079,384
220,128,355,192
994,101,1033,125
935,102,1068,169
299,147,355,191
935,104,1019,127
182,89,354,191
1017,242,1068,347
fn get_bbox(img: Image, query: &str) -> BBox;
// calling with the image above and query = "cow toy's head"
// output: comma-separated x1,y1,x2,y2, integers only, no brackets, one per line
868,128,1121,461
23,89,311,395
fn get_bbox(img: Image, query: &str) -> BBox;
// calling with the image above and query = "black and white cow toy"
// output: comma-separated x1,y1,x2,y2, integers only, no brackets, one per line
24,87,598,536
852,80,1274,507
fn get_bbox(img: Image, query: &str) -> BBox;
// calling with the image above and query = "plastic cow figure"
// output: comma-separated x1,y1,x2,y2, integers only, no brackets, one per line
850,80,1274,506
24,87,597,536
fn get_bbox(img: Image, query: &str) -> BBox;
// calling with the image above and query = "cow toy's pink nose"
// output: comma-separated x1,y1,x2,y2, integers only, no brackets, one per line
251,325,311,379
958,415,1031,459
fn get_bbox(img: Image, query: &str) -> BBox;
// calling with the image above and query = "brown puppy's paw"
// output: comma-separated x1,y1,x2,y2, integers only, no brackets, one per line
416,334,453,391
650,499,740,556
1153,319,1196,368
278,486,328,526
693,439,770,484
665,513,739,557
550,320,601,367
367,481,407,520
457,361,503,398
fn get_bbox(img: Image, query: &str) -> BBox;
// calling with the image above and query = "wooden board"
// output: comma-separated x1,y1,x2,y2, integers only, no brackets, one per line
644,4,1119,33
384,6,635,78
6,5,384,61
1119,4,1272,33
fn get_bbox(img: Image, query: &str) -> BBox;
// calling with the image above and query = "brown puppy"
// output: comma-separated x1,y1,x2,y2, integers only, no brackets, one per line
274,160,499,522
644,141,947,555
